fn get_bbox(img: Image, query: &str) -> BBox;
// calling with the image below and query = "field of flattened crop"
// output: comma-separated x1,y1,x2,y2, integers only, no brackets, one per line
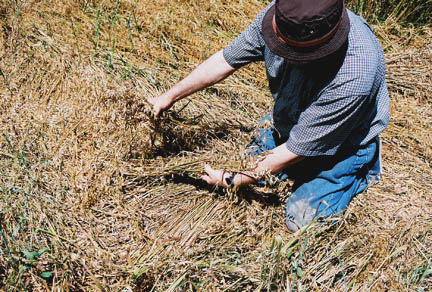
0,0,431,291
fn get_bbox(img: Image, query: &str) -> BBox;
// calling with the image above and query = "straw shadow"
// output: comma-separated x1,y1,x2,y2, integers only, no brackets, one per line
161,173,284,207
122,172,284,207
125,103,254,159
236,186,283,207
150,122,247,158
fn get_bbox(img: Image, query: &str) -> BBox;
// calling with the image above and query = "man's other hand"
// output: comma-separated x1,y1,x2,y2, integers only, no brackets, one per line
147,94,174,118
201,165,228,188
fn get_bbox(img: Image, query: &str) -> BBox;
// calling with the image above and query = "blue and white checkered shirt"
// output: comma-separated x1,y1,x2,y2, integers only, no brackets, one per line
223,4,389,156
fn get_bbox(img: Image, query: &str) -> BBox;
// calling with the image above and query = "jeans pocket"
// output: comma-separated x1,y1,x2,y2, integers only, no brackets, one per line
351,146,370,173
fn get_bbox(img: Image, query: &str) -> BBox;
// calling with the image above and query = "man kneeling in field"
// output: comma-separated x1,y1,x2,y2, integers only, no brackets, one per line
148,0,389,232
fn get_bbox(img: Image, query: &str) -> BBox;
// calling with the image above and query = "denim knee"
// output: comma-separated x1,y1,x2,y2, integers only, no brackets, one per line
285,196,321,232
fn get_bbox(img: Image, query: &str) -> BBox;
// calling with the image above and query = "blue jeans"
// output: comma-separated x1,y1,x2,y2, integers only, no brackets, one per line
245,117,381,232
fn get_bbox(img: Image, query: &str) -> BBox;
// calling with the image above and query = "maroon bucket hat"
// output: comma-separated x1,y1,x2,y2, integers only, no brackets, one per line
262,0,350,61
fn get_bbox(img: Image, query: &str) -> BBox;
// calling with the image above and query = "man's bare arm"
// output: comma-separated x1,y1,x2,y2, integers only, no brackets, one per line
148,50,236,118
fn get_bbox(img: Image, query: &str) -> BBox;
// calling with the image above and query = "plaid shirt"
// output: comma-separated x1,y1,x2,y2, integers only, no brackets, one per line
223,4,389,156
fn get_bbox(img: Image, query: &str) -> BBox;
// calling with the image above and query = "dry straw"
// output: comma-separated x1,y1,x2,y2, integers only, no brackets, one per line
0,0,431,291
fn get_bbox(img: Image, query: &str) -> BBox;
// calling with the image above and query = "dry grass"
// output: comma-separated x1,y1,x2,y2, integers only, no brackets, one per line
0,0,431,291
347,0,432,25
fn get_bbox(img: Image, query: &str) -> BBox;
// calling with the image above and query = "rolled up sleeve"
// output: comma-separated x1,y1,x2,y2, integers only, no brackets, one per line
222,4,272,68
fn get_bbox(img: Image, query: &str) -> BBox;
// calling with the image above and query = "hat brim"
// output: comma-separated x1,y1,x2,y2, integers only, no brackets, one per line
261,4,350,62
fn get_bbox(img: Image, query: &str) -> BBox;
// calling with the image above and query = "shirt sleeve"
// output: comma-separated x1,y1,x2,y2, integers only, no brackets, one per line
285,91,372,156
222,4,272,68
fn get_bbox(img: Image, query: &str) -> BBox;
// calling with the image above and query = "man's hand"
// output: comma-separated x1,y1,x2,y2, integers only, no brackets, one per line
147,94,174,118
201,165,229,187
201,145,305,190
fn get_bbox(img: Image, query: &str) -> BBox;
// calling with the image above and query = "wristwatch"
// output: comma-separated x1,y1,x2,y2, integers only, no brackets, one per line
224,173,236,188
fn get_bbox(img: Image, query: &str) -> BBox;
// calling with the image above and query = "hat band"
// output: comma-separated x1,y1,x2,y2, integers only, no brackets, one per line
272,13,343,48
